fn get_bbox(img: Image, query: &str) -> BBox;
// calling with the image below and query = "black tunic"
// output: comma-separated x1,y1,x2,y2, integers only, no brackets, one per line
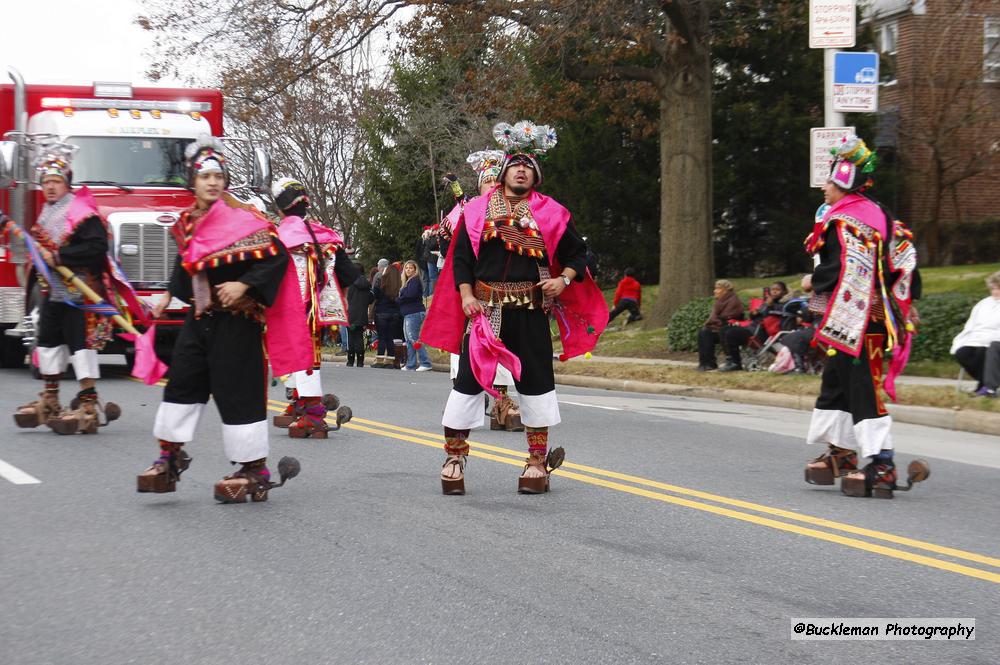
161,240,290,425
57,215,108,276
451,219,589,286
166,243,289,308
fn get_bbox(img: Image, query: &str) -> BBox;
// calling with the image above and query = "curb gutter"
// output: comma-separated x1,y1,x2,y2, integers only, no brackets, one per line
326,355,1000,438
552,374,1000,438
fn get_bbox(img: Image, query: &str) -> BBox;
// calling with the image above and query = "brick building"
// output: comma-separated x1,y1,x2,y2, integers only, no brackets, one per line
864,0,1000,264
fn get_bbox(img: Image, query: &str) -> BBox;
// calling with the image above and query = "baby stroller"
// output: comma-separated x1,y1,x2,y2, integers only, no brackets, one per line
738,297,823,373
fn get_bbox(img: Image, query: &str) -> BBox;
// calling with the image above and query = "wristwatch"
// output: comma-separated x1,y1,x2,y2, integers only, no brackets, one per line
561,274,571,287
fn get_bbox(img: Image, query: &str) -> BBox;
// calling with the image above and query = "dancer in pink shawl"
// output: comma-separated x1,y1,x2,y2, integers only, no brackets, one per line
14,144,129,435
270,177,358,438
422,121,608,495
442,149,525,431
802,135,930,499
138,137,308,503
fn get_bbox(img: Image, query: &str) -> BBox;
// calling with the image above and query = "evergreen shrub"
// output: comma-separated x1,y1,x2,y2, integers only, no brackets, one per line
666,297,715,352
909,292,979,362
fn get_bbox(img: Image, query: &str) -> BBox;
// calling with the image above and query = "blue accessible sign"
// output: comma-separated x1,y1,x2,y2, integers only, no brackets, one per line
833,51,879,112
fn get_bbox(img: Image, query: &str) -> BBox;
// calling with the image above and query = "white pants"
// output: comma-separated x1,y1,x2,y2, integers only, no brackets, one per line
806,408,893,463
284,369,323,398
441,389,559,430
153,401,269,464
37,345,100,380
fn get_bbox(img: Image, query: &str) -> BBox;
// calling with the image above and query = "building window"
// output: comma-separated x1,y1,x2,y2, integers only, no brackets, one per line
877,21,898,84
986,19,1000,83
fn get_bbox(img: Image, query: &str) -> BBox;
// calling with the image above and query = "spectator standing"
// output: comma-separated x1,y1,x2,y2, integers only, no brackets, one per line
608,267,643,324
346,267,374,367
372,258,388,289
951,271,1000,397
697,279,744,371
399,260,434,371
426,227,442,297
372,262,403,367
415,228,433,298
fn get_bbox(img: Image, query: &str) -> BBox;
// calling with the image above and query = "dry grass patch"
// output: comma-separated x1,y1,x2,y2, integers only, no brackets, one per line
555,361,1000,413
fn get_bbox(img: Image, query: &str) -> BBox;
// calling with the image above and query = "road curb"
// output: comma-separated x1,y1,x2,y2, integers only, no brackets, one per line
327,356,1000,437
551,373,1000,437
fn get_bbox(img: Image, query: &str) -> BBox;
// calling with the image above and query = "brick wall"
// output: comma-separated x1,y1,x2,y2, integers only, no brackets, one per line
875,0,1000,263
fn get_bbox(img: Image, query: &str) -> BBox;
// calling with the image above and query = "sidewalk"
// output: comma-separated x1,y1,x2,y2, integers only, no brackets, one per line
556,355,997,437
322,351,997,437
565,354,974,389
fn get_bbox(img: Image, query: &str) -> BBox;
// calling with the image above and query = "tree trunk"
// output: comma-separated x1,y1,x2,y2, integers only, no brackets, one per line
924,154,944,265
647,41,714,327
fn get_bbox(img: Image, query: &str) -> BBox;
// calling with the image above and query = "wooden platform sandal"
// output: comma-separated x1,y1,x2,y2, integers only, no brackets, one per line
841,459,930,499
804,444,858,485
137,442,192,493
441,455,467,495
14,392,63,429
490,395,524,432
214,456,301,504
47,394,121,435
517,447,566,494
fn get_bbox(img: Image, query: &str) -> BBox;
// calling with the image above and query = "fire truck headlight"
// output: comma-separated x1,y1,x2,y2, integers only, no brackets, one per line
120,244,139,256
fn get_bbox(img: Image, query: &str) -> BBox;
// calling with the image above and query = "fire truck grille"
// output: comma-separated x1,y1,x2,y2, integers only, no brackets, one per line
118,223,177,286
0,286,26,324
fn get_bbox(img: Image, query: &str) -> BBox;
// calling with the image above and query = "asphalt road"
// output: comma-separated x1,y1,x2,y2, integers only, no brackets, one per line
1,358,997,665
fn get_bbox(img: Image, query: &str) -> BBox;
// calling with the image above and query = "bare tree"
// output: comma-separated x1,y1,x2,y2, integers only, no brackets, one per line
139,0,718,325
139,1,384,245
896,0,1000,263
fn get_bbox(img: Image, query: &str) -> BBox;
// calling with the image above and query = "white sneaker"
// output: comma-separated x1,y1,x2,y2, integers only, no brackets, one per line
416,365,433,372
401,366,413,371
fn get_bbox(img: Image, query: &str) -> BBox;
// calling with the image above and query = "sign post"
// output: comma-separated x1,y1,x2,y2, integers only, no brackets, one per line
811,127,855,188
810,0,856,127
810,1,857,182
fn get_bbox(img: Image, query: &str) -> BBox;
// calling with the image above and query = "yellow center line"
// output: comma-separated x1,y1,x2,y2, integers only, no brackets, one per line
269,400,1000,582
264,404,1000,585
129,374,1000,583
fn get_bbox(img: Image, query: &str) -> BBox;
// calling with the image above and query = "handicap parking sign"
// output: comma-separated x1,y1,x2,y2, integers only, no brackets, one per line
833,52,879,112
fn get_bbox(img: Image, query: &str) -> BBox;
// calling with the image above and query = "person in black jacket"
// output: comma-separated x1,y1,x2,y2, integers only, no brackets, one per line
15,146,118,435
137,138,306,504
346,268,374,367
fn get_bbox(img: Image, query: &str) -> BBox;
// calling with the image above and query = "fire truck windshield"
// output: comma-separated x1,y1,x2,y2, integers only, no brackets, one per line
67,136,193,187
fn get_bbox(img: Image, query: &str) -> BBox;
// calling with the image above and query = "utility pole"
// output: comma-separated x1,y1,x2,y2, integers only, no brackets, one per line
824,49,846,127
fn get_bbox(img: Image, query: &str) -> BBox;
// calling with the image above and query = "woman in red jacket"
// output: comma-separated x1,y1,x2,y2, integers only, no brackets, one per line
609,267,643,323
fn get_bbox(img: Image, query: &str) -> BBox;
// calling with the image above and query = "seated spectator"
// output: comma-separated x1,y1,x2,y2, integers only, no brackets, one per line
718,280,789,372
777,275,816,374
951,270,1000,398
697,279,744,371
608,267,643,324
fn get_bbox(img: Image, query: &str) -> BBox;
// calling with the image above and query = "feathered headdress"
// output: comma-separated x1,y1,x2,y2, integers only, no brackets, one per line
271,177,309,213
34,142,79,185
184,134,229,188
466,149,505,188
828,135,878,192
493,120,557,186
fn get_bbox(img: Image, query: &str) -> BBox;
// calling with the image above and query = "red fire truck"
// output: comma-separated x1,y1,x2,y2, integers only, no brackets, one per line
0,67,270,369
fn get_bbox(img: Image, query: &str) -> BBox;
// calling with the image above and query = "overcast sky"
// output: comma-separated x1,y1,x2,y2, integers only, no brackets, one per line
0,0,182,86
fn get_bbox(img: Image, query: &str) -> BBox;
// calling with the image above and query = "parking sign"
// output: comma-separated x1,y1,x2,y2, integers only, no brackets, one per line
811,127,855,188
833,51,879,112
809,0,856,48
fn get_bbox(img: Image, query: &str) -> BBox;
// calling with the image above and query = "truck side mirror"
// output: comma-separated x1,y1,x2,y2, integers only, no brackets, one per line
0,141,18,189
251,146,271,194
